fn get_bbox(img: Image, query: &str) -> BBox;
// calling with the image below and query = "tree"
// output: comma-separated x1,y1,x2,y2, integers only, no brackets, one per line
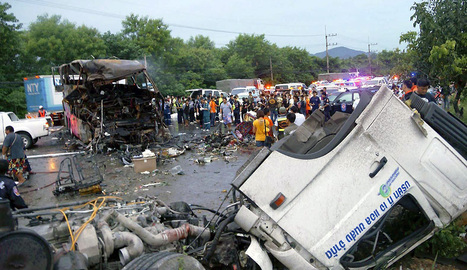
0,2,22,81
121,14,171,57
102,31,144,60
23,14,107,74
402,0,466,115
0,2,26,116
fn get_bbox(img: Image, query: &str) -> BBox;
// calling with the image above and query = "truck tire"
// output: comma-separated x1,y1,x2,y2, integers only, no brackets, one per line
18,133,33,149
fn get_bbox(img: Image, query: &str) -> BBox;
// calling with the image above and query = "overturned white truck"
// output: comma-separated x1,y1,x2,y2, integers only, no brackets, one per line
232,85,466,269
2,86,465,270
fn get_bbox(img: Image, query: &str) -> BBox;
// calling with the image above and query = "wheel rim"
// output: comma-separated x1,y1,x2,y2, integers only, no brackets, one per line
22,136,29,147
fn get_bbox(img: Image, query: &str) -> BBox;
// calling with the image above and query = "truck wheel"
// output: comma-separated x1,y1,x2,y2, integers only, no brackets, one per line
18,133,33,149
33,138,38,145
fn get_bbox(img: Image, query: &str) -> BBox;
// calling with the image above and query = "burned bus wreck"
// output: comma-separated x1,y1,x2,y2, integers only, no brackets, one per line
55,59,169,146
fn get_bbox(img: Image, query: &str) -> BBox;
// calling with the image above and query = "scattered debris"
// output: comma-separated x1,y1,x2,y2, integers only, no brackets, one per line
170,165,184,175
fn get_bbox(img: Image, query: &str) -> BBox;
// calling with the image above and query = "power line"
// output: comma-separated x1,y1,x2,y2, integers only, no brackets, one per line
16,0,322,38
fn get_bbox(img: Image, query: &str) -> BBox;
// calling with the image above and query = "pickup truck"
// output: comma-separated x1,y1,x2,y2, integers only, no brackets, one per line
0,112,50,148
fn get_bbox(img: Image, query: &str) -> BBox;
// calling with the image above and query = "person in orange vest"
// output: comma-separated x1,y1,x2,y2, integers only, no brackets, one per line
38,106,46,117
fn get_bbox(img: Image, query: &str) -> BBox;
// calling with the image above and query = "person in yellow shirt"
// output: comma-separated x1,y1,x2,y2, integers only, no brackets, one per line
252,110,270,147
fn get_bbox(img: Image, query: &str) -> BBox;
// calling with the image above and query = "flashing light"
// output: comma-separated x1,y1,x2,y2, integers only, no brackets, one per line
35,75,40,79
24,77,28,81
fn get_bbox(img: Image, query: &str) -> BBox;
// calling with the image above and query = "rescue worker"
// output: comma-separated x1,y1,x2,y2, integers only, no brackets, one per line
0,159,27,210
276,107,288,140
310,91,320,114
175,97,184,124
38,105,46,117
321,93,331,122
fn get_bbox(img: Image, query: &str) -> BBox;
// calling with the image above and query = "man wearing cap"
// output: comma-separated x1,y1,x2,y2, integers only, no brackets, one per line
276,107,288,140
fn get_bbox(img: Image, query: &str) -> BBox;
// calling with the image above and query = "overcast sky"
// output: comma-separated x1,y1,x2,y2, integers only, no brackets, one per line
9,0,420,54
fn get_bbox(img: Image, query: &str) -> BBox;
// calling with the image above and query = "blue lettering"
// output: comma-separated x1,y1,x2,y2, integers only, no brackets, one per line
330,246,338,257
380,202,387,212
387,195,394,205
346,234,353,243
339,240,346,250
326,250,332,259
365,216,371,225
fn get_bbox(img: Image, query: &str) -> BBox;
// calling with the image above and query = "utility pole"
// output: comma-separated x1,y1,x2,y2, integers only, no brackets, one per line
269,56,273,82
367,40,377,76
325,26,337,74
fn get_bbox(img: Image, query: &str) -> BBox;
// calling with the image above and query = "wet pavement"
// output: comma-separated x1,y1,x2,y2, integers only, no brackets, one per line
20,121,254,211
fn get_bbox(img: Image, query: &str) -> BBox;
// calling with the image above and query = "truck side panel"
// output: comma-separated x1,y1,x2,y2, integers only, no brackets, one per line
24,78,47,112
24,76,63,112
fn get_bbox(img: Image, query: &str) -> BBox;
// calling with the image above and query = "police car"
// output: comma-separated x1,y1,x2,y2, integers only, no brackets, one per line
330,90,374,115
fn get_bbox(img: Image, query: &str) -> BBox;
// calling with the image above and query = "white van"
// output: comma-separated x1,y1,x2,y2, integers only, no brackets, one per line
186,89,225,99
275,83,307,95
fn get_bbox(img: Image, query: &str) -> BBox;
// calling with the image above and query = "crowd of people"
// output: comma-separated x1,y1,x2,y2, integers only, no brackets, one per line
163,88,333,148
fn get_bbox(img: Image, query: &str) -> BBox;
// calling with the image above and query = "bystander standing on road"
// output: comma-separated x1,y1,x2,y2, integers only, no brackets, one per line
268,93,278,123
252,110,269,148
163,98,172,126
183,99,190,126
209,97,217,127
310,91,320,114
220,98,233,131
299,95,307,116
201,98,210,131
263,108,274,139
1,126,26,185
276,107,288,140
175,97,184,124
233,96,241,125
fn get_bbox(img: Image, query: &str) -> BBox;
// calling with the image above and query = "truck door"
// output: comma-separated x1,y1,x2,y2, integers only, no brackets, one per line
333,92,353,113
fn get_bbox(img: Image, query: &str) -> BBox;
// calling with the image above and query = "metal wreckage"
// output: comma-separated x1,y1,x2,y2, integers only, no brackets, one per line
1,79,466,269
54,59,170,148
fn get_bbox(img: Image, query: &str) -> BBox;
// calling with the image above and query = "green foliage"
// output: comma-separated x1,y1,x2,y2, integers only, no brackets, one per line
402,0,466,115
0,2,22,81
121,14,171,57
0,86,27,116
417,222,467,258
23,14,107,73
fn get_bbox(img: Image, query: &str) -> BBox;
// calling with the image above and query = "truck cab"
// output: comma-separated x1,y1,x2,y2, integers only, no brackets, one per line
232,86,466,269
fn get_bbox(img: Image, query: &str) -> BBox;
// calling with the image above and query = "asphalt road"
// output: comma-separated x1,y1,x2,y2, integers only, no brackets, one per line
19,123,252,213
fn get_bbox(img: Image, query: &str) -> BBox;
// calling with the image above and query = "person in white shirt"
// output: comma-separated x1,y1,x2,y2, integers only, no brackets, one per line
290,106,305,126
